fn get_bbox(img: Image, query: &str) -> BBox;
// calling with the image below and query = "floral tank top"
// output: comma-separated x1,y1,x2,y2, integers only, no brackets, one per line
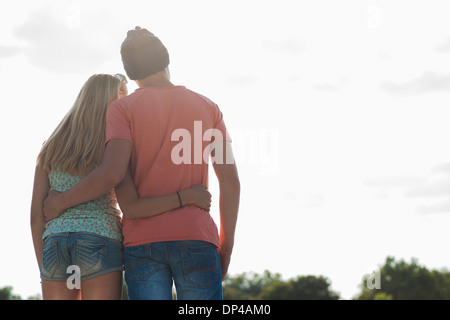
42,167,123,242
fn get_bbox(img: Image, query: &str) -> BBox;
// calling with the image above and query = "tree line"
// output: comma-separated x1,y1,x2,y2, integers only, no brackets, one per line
3,256,450,300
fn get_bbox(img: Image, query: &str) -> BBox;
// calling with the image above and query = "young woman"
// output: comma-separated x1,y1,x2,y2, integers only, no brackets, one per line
30,74,211,300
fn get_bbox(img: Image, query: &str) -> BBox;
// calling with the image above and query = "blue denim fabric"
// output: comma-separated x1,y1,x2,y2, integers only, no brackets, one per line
40,232,123,281
124,240,223,300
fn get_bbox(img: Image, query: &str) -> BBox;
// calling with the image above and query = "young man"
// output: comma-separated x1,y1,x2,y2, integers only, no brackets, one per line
43,27,240,300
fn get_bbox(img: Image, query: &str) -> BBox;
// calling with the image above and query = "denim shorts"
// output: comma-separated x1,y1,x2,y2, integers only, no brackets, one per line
40,232,123,282
124,240,222,300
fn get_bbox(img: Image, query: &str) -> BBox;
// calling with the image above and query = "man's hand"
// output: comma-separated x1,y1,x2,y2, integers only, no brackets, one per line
218,246,232,281
43,190,64,222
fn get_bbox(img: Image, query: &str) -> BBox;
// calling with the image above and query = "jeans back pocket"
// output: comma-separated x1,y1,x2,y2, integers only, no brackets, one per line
180,244,220,288
41,236,60,278
75,235,107,276
124,244,159,281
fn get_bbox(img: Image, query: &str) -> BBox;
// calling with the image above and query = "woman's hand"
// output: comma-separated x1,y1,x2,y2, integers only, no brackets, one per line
181,184,212,211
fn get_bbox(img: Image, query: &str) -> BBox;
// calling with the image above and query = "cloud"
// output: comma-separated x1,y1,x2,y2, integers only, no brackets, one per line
435,36,450,53
380,71,450,96
431,162,450,175
264,38,306,55
298,194,325,208
363,175,426,188
405,179,450,198
407,163,450,214
8,5,118,74
313,78,351,92
405,162,450,198
313,83,340,92
417,199,450,214
283,191,325,208
226,74,259,86
0,45,23,58
364,165,450,214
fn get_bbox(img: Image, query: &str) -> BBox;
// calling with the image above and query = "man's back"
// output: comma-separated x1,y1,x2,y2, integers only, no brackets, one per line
106,85,231,247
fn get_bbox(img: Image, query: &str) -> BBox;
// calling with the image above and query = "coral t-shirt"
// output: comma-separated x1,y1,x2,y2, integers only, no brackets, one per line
105,86,231,247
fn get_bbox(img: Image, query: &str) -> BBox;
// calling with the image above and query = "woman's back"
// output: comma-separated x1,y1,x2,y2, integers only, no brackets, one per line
43,167,122,242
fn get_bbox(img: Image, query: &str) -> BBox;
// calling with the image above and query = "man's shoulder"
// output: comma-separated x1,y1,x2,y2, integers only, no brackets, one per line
184,87,217,107
108,90,142,110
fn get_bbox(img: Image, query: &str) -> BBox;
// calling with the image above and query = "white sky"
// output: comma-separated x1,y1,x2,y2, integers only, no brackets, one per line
1,0,450,299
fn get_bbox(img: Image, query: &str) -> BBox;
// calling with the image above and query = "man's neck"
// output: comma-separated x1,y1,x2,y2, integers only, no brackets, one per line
137,70,174,88
139,78,174,88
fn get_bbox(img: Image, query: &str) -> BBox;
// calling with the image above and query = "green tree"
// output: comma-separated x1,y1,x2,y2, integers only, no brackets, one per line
26,293,42,300
223,271,339,300
223,270,282,300
373,292,393,300
355,256,450,300
258,275,339,300
0,286,22,300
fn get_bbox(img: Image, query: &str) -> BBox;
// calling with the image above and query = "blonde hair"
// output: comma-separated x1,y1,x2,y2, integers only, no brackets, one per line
37,74,121,177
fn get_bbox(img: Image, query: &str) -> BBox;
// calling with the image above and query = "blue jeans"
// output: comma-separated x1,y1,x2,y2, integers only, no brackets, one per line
124,240,222,300
40,232,123,281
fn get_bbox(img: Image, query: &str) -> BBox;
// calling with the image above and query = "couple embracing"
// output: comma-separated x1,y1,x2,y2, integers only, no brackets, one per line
30,27,240,300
